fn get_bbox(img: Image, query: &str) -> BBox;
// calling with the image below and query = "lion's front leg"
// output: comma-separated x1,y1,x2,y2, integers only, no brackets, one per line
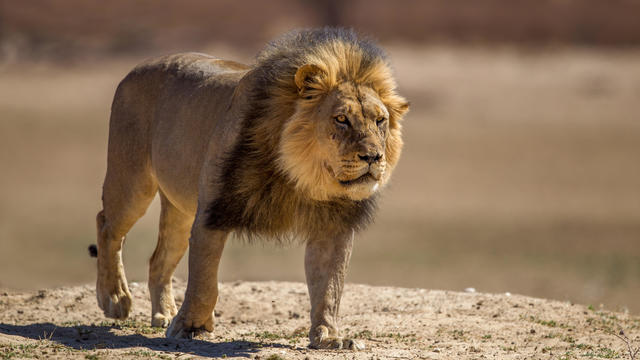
305,231,364,350
166,227,228,339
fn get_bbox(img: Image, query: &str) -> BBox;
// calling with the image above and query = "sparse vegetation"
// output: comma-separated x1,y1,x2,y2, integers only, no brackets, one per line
351,329,373,339
123,350,172,359
112,319,164,335
614,329,640,360
451,329,466,340
526,315,570,329
252,331,283,341
0,341,85,359
0,281,638,358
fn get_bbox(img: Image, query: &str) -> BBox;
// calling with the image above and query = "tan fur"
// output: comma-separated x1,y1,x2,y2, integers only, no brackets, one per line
94,29,408,349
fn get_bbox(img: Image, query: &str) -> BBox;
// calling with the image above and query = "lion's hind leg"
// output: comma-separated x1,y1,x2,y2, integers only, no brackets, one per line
148,193,192,327
96,167,157,320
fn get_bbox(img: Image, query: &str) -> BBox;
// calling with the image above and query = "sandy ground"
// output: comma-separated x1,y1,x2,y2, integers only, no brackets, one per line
1,280,639,359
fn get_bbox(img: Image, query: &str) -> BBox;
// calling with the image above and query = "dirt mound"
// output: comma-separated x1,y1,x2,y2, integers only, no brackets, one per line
0,280,638,359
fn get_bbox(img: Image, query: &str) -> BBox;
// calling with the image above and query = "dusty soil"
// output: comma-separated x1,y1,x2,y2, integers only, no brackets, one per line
1,280,638,359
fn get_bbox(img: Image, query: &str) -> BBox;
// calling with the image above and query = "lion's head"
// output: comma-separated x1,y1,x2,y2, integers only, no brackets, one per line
258,29,409,201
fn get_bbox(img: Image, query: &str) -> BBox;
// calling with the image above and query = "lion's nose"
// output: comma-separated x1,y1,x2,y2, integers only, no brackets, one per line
358,152,382,164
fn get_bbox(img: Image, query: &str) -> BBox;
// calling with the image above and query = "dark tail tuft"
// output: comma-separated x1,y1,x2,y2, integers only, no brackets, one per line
88,244,98,258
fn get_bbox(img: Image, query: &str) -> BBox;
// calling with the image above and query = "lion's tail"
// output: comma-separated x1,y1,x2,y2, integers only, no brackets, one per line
88,244,98,258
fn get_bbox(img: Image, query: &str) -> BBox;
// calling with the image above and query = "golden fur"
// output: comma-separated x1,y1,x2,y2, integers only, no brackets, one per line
94,28,408,349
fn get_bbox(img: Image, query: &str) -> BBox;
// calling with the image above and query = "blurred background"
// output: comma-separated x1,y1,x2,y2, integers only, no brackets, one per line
1,0,639,313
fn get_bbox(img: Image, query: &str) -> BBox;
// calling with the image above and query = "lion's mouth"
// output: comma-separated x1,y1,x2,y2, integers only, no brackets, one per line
339,172,376,186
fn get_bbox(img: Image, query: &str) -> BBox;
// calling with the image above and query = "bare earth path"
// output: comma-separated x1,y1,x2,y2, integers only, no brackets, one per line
1,280,638,359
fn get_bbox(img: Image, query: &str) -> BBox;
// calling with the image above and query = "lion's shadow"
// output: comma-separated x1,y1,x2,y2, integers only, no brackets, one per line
0,322,299,358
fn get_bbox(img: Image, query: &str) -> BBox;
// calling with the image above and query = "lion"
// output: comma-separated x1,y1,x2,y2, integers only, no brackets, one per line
93,27,408,350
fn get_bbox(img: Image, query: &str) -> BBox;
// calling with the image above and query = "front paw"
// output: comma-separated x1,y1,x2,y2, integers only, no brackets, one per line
166,309,214,339
309,325,366,350
152,312,175,328
150,291,178,328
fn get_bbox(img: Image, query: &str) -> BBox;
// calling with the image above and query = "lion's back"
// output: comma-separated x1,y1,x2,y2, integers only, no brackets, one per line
129,53,250,83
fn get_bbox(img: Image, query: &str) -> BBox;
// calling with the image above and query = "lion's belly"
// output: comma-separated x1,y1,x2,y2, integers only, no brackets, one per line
151,118,207,216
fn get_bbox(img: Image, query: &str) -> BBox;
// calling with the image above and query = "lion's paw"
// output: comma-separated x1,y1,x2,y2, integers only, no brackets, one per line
309,325,365,350
152,312,175,328
311,337,365,350
96,278,132,319
166,311,214,339
343,338,366,350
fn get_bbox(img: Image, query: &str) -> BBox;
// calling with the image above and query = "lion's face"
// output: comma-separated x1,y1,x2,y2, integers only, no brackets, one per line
278,80,406,201
317,83,390,199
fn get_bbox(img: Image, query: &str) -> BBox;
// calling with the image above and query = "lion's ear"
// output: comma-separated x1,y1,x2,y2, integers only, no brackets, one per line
294,64,324,97
387,95,410,124
394,98,410,116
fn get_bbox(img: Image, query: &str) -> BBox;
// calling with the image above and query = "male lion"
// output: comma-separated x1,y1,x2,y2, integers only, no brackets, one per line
94,28,408,349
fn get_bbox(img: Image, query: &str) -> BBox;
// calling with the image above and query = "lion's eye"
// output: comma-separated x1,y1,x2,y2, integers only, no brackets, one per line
376,117,386,126
334,115,350,126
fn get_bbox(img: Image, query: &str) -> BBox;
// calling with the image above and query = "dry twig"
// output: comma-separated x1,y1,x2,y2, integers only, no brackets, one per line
614,329,640,360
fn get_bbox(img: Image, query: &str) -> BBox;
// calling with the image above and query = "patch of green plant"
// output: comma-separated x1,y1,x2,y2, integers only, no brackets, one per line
124,350,172,359
252,331,283,341
562,335,576,344
558,351,575,360
582,346,620,359
347,329,417,343
541,346,557,354
500,345,516,352
527,316,570,329
377,332,418,343
586,310,625,333
281,327,307,345
451,329,466,340
0,343,39,359
571,343,593,351
352,329,373,339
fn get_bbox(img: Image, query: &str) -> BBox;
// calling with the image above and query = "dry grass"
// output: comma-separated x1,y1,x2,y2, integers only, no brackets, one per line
1,45,639,313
